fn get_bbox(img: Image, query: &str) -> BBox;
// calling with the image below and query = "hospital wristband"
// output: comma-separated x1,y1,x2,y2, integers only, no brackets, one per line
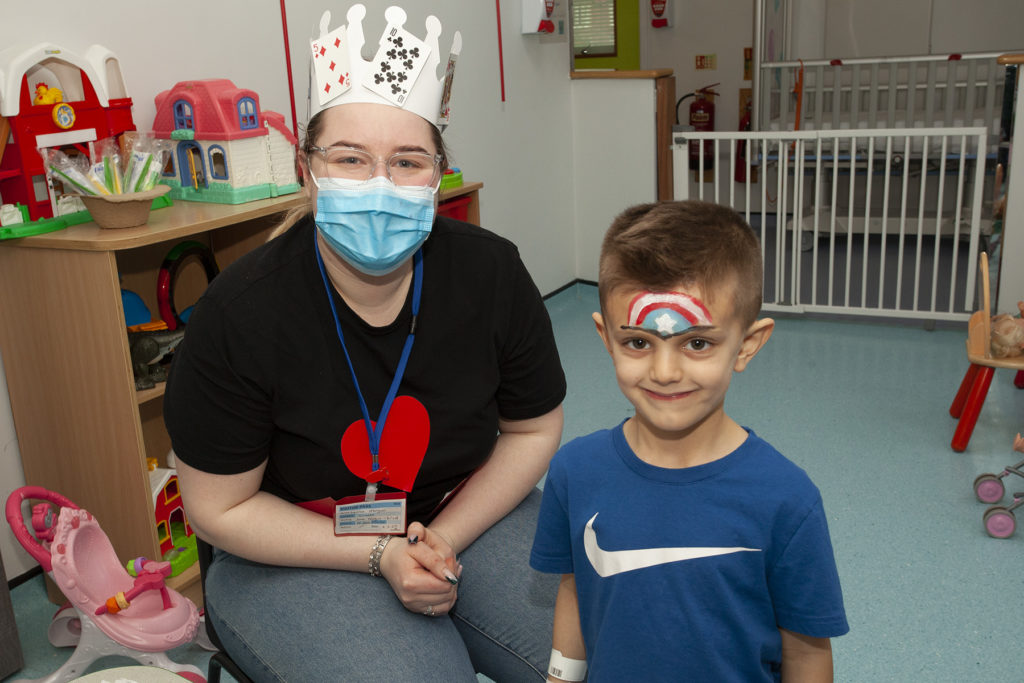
368,535,392,577
547,648,587,682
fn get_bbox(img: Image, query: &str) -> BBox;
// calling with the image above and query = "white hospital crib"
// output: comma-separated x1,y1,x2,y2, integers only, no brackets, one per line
754,52,1010,156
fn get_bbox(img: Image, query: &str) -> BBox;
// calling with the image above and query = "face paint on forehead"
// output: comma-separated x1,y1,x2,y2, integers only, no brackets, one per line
622,291,713,339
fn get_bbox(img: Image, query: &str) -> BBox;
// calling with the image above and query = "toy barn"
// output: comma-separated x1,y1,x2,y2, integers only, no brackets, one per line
149,465,196,576
152,79,299,204
0,42,136,224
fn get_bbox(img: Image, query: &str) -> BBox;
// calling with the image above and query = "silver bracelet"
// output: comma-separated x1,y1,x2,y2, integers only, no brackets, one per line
368,535,392,577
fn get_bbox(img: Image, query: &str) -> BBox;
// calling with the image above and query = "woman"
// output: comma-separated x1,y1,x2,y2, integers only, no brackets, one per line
164,6,565,680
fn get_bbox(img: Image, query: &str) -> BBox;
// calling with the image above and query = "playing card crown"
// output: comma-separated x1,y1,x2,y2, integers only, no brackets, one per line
309,4,462,129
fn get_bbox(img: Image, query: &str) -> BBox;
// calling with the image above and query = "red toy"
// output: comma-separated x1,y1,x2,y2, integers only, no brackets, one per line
151,466,194,558
0,42,137,223
151,79,299,204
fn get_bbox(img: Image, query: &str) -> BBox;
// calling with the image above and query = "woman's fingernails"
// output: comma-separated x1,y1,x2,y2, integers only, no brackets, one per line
408,534,419,544
444,569,459,585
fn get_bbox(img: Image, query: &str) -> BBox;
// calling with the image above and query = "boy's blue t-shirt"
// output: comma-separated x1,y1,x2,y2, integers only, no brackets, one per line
530,423,848,682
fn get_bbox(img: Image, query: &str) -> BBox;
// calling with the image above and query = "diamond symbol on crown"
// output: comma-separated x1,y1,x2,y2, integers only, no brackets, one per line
308,4,462,129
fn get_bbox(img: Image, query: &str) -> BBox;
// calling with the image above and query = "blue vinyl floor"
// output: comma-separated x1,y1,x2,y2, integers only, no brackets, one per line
6,282,1024,682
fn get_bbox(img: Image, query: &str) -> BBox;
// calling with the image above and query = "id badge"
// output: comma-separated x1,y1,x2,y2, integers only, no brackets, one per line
334,492,406,536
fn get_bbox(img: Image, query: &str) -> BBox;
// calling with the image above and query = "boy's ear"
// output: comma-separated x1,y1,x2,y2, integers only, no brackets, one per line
592,312,614,355
734,318,774,372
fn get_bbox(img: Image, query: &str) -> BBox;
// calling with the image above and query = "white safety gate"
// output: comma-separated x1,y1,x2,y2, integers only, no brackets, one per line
673,127,990,322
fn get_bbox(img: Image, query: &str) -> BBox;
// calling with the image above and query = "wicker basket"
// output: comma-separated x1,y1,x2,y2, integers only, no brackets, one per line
77,185,171,229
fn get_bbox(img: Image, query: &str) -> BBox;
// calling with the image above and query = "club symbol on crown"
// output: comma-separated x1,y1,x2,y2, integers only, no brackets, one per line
309,4,462,129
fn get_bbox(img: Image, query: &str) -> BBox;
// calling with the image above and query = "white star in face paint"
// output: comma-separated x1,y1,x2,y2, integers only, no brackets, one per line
654,312,678,335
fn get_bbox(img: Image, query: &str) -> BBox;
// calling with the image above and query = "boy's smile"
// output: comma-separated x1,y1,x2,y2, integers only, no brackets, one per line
594,283,773,467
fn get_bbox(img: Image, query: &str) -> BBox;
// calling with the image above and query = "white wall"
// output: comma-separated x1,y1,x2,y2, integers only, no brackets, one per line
571,78,659,281
643,0,755,133
809,0,1024,58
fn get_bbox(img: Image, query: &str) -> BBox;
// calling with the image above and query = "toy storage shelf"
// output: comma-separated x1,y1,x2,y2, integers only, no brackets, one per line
438,181,483,224
0,194,305,605
0,183,482,605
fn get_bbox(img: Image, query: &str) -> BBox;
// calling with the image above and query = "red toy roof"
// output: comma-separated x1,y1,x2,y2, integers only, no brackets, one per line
153,79,266,141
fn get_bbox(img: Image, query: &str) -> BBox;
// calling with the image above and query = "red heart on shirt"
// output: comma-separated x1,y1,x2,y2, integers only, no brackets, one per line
340,395,430,493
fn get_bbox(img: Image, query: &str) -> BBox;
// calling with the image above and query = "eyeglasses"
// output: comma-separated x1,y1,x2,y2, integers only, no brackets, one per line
308,145,443,187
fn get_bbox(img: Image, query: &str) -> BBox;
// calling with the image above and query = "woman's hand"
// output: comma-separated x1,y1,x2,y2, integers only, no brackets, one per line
378,522,462,615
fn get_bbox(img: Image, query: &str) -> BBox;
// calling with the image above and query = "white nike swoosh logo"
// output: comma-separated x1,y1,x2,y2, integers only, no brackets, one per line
584,513,760,578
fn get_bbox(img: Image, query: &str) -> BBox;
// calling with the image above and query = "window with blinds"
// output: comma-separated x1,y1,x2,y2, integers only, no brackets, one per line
573,0,617,57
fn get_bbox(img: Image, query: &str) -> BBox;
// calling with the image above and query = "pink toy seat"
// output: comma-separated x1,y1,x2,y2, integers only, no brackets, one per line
5,486,204,683
50,506,199,651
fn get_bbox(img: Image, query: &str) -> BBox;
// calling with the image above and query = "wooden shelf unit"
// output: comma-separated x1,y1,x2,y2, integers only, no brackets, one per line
0,194,305,602
0,183,481,603
439,181,483,224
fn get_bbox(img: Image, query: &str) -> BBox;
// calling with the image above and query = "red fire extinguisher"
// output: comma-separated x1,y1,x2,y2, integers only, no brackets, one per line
676,83,719,171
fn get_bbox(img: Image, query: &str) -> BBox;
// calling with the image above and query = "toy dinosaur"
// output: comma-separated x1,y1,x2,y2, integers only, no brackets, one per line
129,328,185,390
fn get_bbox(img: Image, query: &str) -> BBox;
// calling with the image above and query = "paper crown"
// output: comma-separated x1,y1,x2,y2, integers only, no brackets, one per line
308,4,462,129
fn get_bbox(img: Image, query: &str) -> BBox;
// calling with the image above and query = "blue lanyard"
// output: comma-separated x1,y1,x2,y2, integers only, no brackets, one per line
314,234,423,491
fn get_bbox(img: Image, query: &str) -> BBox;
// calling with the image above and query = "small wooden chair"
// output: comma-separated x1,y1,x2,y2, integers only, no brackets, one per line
949,252,1024,451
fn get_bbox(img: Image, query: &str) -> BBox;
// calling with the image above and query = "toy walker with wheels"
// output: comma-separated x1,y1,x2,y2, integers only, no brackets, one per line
982,496,1022,539
975,434,1024,539
973,459,1024,505
5,486,204,683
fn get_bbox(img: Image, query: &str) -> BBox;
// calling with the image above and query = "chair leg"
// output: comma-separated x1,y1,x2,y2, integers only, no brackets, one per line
952,366,995,452
208,655,222,683
209,650,254,683
951,364,981,418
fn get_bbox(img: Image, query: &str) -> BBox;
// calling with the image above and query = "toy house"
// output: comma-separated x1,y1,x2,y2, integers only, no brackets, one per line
152,79,300,204
0,42,135,223
149,466,193,558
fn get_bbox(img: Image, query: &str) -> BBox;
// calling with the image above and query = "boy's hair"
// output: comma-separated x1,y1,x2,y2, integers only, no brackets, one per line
598,201,764,327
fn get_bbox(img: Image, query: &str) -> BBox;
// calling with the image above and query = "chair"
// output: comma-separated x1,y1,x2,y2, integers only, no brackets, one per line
197,538,254,683
949,252,1024,451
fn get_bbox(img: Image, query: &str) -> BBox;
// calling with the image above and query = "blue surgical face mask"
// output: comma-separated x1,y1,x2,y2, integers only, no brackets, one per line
313,175,436,276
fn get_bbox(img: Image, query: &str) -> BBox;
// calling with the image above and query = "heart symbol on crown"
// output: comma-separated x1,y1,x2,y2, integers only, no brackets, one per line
340,395,430,493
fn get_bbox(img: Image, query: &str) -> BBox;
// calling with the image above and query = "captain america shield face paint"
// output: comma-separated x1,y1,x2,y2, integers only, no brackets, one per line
622,291,713,339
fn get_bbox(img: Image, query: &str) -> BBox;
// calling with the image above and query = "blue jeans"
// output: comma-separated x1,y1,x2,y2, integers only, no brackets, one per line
205,488,558,682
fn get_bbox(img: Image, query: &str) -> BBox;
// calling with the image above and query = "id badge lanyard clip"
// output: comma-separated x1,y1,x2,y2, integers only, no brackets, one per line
314,235,423,501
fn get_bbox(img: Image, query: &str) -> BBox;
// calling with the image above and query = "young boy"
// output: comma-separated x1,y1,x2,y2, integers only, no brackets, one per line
530,201,848,682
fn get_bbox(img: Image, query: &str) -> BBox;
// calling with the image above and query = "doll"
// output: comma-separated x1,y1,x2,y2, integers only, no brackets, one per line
990,301,1024,358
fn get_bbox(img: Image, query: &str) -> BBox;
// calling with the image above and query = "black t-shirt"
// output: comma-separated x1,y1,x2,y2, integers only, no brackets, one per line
164,214,566,521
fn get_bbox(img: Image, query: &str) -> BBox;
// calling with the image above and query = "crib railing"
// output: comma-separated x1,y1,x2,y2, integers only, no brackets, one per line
672,127,990,322
755,53,1008,155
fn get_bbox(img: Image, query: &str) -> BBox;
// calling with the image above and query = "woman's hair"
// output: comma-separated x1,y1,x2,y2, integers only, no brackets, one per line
598,201,764,327
269,108,452,240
